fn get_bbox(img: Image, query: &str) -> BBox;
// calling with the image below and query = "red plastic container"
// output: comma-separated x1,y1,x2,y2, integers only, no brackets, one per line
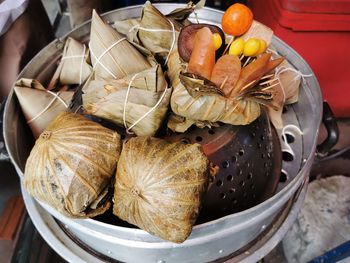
248,0,350,117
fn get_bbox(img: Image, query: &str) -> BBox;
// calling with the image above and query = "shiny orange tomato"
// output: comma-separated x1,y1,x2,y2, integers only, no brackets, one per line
221,3,253,36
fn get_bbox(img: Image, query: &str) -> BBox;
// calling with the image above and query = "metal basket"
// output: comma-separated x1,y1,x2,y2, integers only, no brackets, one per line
3,4,322,263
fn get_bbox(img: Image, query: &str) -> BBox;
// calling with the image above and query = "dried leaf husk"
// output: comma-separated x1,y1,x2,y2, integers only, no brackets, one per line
82,64,171,136
179,72,224,98
168,49,260,132
14,79,74,139
267,58,302,129
24,112,122,218
113,136,209,243
89,10,150,79
48,37,92,89
114,1,179,60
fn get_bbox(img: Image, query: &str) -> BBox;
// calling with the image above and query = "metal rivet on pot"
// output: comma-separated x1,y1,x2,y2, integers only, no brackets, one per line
157,260,165,263
107,250,112,254
219,249,224,254
261,225,266,230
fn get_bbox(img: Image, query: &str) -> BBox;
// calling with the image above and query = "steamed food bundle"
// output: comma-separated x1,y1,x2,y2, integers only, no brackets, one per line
14,78,74,138
48,37,92,89
24,112,122,218
113,137,209,243
82,10,171,136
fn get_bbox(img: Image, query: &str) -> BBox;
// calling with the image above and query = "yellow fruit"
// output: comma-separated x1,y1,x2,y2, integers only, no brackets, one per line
229,38,244,56
212,33,223,50
256,39,267,55
243,38,260,57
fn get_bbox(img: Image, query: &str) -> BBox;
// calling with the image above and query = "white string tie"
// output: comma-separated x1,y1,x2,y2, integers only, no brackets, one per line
281,124,303,157
129,19,176,65
123,72,168,134
27,90,69,124
275,66,313,84
89,37,127,79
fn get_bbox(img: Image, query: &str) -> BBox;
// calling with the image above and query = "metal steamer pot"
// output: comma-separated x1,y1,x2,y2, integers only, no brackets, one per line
4,4,323,263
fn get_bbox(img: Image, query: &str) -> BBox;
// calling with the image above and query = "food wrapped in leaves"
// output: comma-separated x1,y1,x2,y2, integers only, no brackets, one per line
113,137,209,243
24,112,122,218
48,37,92,89
14,78,74,138
82,62,171,136
167,49,261,131
89,10,150,79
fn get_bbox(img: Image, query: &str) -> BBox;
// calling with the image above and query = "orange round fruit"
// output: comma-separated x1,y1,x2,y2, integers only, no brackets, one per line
221,3,253,36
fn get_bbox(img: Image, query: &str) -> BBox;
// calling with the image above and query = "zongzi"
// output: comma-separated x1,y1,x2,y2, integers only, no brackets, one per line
24,112,122,218
14,79,74,138
113,136,209,243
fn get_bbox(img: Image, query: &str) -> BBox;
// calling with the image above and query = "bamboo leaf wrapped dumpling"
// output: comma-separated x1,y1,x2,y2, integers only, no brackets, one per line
24,112,122,218
113,137,209,243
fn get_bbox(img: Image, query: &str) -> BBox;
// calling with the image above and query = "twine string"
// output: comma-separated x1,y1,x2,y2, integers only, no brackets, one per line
129,19,176,65
89,37,127,79
27,90,68,124
123,72,168,134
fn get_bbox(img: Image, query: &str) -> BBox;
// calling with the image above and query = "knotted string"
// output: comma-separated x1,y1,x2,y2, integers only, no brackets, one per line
89,37,127,79
60,44,88,84
123,72,168,134
27,90,69,124
128,19,176,65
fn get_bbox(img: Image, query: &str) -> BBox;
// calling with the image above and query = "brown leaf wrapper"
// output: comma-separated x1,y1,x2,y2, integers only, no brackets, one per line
168,49,261,132
14,78,74,138
114,1,179,59
24,112,122,218
82,64,171,136
48,37,92,89
113,136,209,243
89,10,150,79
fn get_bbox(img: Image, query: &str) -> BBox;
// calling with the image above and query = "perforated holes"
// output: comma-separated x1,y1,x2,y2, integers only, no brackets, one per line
239,149,244,156
229,188,236,194
247,173,253,180
282,151,294,162
232,198,238,205
261,153,266,159
232,156,237,163
216,180,223,187
208,129,215,135
219,193,226,199
250,184,255,190
280,170,288,183
251,132,256,138
239,181,245,187
227,175,233,181
181,138,191,144
238,168,243,176
257,143,262,148
195,136,203,142
282,133,295,143
222,161,229,168
261,135,265,141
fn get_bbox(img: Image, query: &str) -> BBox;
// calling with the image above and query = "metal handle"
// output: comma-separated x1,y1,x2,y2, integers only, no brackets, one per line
316,101,339,157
